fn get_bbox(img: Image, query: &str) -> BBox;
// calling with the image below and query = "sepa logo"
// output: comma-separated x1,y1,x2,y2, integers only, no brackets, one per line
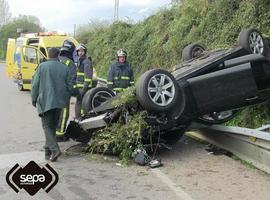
20,174,45,185
6,161,58,196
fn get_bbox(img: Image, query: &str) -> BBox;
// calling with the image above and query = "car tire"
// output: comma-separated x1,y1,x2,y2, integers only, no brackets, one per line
182,43,205,61
239,28,266,55
196,110,240,124
82,87,115,114
136,69,184,113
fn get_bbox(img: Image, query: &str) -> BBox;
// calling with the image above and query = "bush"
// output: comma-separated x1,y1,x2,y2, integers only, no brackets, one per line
86,87,148,165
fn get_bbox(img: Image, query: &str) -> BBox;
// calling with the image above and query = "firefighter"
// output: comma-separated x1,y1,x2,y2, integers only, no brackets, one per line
56,40,77,141
75,44,93,120
107,49,134,93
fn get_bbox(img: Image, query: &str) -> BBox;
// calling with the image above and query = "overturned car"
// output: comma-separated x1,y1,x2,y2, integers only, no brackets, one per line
67,28,270,143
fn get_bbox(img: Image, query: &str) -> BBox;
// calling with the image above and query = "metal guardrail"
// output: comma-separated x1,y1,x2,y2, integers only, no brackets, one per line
186,123,270,174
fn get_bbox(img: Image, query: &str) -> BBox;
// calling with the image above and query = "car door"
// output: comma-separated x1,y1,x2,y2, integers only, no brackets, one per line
5,38,16,78
20,46,46,90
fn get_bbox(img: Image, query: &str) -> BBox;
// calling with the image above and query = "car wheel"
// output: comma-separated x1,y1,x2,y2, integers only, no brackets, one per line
239,28,266,55
182,43,205,61
82,87,115,114
196,110,240,124
136,69,185,113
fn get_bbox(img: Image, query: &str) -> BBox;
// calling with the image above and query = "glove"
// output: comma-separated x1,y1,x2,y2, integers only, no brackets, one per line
32,101,36,107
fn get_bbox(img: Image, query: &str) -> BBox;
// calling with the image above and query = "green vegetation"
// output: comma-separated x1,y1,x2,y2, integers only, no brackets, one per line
88,112,147,165
77,0,270,79
226,102,270,128
231,155,256,170
77,0,270,129
0,15,44,59
87,88,147,165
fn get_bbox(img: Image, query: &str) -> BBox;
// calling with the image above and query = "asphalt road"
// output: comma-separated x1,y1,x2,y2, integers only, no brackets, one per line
0,62,270,200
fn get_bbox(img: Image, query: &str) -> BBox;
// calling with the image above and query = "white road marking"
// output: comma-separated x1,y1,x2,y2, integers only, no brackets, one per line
0,151,44,169
151,168,194,200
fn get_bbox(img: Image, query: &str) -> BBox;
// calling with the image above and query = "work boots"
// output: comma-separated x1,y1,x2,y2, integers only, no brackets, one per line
49,149,62,162
45,149,51,160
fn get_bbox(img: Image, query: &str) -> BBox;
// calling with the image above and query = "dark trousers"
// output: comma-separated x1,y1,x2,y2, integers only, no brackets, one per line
75,97,83,120
75,89,87,120
41,109,61,151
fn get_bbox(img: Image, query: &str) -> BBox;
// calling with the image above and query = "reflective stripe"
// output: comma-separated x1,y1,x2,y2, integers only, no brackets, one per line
85,78,92,82
77,72,84,76
113,76,130,80
107,81,113,85
56,131,64,136
60,108,67,133
80,109,84,115
73,85,77,88
85,79,92,88
121,76,130,80
65,60,71,66
130,81,135,85
76,84,84,88
56,107,68,136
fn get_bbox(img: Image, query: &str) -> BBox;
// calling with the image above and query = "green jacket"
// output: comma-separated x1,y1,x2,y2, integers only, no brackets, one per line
31,58,72,116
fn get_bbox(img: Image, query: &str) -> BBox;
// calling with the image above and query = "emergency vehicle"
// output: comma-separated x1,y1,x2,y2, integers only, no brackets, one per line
6,32,79,90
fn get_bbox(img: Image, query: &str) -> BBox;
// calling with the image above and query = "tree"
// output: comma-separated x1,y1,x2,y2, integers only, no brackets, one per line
0,15,44,59
0,0,11,26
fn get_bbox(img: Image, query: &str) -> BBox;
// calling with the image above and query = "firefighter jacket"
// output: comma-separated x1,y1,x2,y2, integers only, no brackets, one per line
76,56,93,90
59,56,76,86
107,61,134,92
31,58,72,116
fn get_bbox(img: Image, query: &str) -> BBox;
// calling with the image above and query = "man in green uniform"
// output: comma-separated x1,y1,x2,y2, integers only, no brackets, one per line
31,48,72,162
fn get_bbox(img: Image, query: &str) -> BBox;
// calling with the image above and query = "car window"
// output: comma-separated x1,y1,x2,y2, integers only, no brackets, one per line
24,47,37,64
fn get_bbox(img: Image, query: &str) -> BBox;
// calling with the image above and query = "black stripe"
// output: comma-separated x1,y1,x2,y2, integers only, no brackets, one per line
22,79,32,84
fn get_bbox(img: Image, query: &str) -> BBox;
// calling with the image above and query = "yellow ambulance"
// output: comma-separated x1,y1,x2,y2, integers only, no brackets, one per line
6,32,79,90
